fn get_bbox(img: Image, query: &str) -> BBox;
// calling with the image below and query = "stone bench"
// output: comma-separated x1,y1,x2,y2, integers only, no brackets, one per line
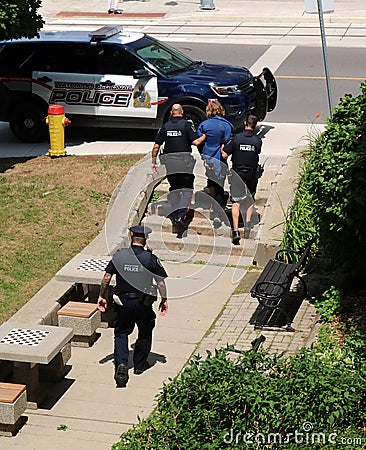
57,302,101,347
0,382,27,436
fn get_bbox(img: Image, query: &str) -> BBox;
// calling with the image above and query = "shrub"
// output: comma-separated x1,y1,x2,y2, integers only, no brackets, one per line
114,347,366,449
283,81,366,275
315,286,345,323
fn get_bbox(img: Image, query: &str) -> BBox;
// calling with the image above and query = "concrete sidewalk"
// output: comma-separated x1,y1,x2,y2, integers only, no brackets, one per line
40,0,366,48
40,0,366,25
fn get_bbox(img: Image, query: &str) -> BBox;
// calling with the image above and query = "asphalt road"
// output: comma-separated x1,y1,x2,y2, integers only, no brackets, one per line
172,42,366,124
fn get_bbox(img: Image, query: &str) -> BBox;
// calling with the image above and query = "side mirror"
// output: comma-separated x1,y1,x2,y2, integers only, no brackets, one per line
133,68,153,79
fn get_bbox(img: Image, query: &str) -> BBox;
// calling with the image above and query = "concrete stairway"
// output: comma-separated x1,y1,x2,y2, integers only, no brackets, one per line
142,155,287,269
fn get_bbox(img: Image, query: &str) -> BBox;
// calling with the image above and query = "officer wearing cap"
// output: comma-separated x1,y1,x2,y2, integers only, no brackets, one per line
97,225,168,388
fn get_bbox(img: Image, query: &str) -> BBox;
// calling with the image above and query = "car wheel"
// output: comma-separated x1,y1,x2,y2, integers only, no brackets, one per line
9,102,48,143
182,105,206,129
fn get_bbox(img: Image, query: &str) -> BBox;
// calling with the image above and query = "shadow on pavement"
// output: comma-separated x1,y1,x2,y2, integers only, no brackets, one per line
40,377,75,410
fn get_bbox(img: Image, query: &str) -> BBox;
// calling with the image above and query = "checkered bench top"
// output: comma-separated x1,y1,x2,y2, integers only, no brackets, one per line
0,328,50,347
77,258,110,272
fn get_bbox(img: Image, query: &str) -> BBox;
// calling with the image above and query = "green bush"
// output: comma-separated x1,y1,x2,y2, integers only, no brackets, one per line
114,347,366,449
314,286,345,323
283,81,366,274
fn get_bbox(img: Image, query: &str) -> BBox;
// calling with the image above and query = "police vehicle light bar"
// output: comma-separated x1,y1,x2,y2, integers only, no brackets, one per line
89,26,123,42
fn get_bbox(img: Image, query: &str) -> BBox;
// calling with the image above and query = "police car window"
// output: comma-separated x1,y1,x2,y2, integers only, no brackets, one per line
0,43,36,75
96,45,142,75
135,40,194,75
48,44,91,73
21,43,92,74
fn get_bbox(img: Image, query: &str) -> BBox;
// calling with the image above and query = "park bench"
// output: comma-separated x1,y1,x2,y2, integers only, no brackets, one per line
250,239,314,332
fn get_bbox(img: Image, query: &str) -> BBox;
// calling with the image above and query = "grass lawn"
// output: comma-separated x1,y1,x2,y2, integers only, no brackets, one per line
0,154,142,324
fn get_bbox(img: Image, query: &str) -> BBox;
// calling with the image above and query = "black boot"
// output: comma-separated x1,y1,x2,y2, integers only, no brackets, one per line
114,364,129,387
232,230,240,245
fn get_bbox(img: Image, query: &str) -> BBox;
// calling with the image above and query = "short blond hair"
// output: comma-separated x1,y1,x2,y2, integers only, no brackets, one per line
206,101,226,118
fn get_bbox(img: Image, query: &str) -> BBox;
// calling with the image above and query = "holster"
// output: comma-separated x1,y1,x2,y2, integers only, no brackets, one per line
139,285,158,307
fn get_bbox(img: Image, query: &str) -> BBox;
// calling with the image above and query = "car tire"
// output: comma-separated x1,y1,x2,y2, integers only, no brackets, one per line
181,104,206,129
9,102,48,143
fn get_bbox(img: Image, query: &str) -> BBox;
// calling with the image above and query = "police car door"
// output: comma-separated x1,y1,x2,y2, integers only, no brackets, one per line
31,43,97,118
95,44,158,120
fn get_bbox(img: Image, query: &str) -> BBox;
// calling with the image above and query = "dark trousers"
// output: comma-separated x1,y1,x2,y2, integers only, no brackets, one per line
167,173,195,220
207,178,226,207
114,299,156,370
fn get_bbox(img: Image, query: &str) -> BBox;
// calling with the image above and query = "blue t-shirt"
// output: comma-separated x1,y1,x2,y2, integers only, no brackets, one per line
198,115,233,159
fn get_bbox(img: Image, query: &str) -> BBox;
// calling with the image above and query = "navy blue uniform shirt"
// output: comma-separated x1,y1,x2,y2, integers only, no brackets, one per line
105,245,167,295
224,129,262,171
154,117,198,154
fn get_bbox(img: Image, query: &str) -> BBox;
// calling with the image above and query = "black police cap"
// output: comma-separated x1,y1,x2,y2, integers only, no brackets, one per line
129,225,152,237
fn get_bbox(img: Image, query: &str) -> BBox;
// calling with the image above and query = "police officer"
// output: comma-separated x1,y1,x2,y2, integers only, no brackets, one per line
222,115,262,245
97,225,168,388
151,104,205,235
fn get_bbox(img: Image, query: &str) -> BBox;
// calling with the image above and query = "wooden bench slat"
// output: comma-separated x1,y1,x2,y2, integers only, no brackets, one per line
0,383,26,403
58,301,98,318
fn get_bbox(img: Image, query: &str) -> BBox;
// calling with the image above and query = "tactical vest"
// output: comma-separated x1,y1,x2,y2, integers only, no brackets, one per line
112,248,154,296
162,118,193,154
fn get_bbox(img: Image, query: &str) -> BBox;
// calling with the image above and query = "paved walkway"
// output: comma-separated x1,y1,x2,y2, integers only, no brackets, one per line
1,1,365,448
40,0,366,48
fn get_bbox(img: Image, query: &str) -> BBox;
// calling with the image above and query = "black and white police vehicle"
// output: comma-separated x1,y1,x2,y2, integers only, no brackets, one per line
0,26,277,143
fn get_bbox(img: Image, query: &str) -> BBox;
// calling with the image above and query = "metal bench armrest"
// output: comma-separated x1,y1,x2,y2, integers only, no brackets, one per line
252,281,286,303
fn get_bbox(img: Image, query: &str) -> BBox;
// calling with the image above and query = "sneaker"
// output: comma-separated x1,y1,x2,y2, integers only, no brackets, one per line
232,230,240,245
114,364,128,387
134,361,151,375
108,9,113,13
114,9,123,14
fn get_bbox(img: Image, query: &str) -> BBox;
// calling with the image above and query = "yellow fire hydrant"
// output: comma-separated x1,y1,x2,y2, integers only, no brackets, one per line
46,105,71,157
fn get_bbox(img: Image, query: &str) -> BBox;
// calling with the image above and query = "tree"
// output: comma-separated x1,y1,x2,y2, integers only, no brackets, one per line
0,0,44,41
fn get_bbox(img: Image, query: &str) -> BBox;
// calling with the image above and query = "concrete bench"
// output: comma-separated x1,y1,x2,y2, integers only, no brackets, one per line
0,382,27,436
0,322,73,409
57,302,101,347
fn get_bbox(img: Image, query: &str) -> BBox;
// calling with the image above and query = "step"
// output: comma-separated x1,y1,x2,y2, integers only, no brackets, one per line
143,210,232,238
146,227,258,258
153,248,255,270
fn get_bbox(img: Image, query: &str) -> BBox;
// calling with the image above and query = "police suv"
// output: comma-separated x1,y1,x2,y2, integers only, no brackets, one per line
0,26,277,143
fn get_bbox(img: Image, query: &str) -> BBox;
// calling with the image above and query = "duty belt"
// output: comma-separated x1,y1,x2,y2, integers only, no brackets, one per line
122,292,140,299
233,165,255,173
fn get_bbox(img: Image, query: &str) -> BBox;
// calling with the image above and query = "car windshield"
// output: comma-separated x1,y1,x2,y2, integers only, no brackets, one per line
135,39,195,75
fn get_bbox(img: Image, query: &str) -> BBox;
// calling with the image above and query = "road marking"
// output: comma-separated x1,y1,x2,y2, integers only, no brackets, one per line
276,75,365,81
249,45,296,75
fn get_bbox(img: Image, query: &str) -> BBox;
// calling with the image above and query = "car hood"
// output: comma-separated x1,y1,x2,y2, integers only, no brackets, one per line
171,62,252,85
